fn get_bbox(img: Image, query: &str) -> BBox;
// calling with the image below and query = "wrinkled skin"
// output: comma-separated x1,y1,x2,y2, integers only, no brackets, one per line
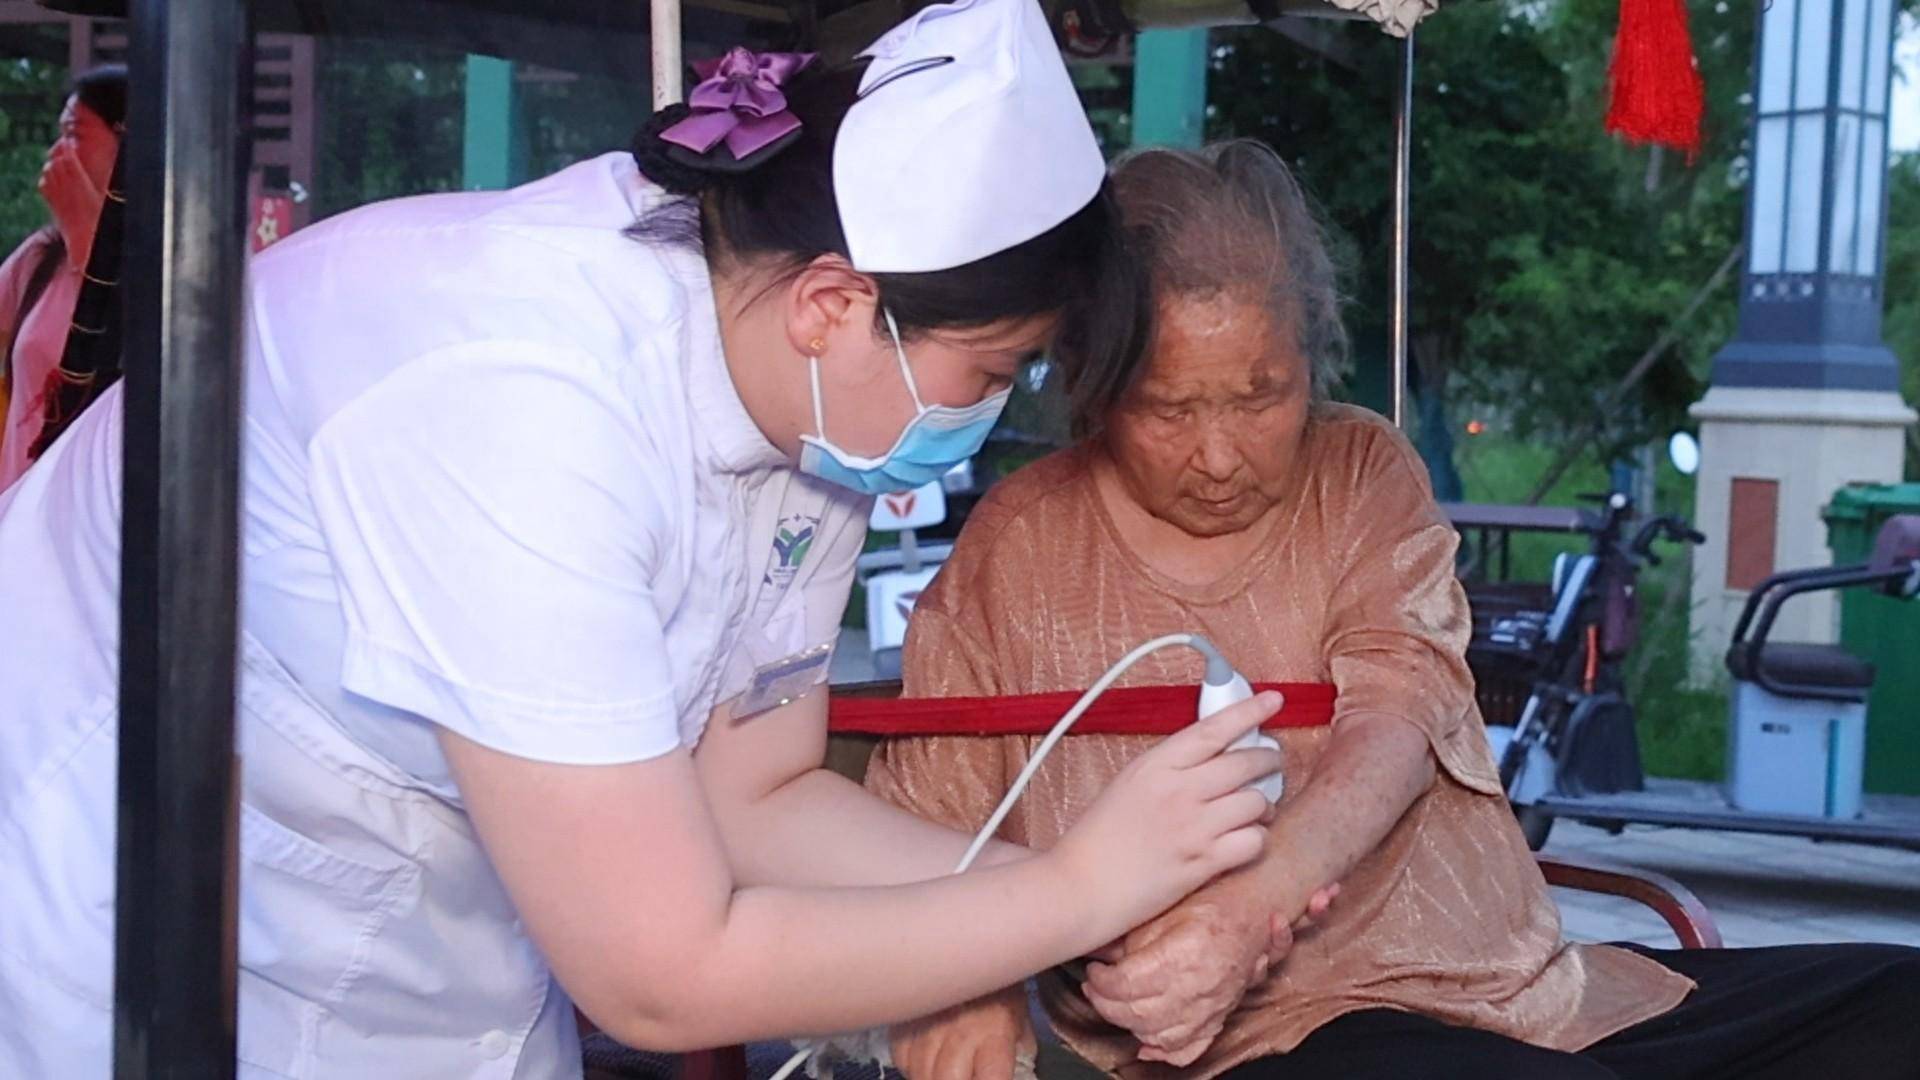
1082,883,1338,1066
1100,291,1312,544
889,883,1337,1078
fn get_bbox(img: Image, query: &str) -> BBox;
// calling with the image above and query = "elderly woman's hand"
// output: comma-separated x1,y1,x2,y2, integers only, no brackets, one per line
890,984,1037,1080
1081,883,1337,1066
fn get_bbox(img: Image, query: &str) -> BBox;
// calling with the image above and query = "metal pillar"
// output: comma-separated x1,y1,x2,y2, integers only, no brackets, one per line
653,0,683,107
1389,31,1413,430
1131,27,1209,149
115,0,251,1076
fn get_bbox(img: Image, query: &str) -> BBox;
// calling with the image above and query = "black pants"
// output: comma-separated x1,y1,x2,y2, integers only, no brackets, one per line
1221,944,1920,1080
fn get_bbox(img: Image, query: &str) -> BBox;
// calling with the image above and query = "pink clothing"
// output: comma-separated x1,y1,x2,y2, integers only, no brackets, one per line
0,231,83,493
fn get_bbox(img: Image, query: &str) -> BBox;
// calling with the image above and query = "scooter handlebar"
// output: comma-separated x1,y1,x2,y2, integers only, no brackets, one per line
1624,515,1702,562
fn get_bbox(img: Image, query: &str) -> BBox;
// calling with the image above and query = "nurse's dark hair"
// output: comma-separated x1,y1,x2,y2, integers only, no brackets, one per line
629,62,1145,374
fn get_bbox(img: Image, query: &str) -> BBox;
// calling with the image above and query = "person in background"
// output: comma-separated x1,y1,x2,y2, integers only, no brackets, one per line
0,64,125,493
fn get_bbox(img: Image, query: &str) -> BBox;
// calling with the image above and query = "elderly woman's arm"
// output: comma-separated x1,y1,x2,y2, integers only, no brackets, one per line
1079,715,1435,1063
1261,714,1435,882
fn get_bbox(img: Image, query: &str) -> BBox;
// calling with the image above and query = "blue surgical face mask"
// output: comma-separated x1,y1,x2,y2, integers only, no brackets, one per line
798,310,1011,496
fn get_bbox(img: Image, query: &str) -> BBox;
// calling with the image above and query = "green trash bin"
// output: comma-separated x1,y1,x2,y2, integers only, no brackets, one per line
1824,484,1920,796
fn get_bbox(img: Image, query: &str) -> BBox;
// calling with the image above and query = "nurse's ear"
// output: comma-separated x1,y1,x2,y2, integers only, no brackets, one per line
784,255,885,362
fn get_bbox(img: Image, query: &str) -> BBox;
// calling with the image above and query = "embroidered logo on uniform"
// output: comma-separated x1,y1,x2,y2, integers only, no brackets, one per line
767,513,819,587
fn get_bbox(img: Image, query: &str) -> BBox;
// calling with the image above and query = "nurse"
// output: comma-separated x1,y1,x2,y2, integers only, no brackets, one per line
0,0,1283,1076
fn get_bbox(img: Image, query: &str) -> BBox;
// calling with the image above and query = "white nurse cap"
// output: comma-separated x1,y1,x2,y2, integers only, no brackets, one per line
833,0,1107,274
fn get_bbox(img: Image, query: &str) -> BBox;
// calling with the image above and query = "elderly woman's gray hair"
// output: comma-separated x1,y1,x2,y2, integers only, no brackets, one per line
1060,139,1348,434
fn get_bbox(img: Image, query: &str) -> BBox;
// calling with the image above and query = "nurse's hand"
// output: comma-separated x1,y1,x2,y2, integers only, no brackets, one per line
1050,691,1282,934
890,985,1036,1080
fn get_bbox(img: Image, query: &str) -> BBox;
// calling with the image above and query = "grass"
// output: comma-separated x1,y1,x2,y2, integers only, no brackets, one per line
1453,431,1608,580
1623,556,1729,782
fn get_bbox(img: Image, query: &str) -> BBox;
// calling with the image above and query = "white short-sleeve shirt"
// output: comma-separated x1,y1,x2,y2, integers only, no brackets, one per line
0,152,872,1079
239,152,870,794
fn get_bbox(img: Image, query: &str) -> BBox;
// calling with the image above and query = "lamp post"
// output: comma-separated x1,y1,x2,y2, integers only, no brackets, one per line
1718,0,1899,389
1688,0,1916,677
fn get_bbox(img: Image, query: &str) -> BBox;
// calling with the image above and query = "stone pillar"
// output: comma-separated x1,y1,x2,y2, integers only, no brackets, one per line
1688,388,1914,681
1687,0,1917,680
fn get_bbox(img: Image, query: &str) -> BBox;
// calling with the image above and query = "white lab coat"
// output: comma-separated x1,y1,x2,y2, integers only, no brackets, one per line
0,154,869,1077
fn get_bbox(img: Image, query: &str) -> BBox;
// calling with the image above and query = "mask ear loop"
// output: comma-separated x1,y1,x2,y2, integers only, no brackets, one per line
882,308,928,411
807,350,830,440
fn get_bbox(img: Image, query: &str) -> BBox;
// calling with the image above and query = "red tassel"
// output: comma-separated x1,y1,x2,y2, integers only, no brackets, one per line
1605,0,1705,160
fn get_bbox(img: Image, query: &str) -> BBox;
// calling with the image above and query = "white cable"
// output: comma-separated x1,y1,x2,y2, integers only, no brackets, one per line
952,632,1202,873
768,633,1213,1080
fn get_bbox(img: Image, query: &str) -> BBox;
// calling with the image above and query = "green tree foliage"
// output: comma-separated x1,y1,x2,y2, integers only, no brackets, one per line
1213,0,1889,478
311,42,467,222
517,68,649,180
1207,0,1916,473
1,8,1914,485
1884,153,1920,477
311,41,645,222
0,52,69,256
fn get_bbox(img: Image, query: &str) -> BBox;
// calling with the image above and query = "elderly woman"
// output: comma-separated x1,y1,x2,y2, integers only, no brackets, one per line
867,142,1920,1080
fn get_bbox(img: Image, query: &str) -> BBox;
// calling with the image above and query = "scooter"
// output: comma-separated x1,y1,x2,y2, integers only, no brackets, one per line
1482,492,1703,848
1489,481,1920,851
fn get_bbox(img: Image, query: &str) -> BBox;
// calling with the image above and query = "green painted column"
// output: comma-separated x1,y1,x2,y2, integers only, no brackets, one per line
1129,28,1208,149
463,55,523,190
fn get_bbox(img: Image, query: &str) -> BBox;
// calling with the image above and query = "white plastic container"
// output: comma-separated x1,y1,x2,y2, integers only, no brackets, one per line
1725,682,1867,819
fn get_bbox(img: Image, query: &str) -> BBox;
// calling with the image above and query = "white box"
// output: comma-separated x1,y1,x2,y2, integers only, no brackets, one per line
1725,681,1868,819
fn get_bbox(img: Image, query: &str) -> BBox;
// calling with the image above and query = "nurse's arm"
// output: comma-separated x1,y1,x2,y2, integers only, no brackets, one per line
691,688,1025,887
437,714,1277,1051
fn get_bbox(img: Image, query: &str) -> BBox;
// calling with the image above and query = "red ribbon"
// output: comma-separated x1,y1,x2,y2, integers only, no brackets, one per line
827,682,1337,737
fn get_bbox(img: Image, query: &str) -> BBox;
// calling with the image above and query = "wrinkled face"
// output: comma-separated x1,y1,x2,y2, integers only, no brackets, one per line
1103,292,1311,538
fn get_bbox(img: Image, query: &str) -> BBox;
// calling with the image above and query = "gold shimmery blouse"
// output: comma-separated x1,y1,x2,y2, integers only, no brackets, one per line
865,405,1693,1080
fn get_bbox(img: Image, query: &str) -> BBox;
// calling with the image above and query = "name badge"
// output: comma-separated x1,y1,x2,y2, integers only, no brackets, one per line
735,642,834,718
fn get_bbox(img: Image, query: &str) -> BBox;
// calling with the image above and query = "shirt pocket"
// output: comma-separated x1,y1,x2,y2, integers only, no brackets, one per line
0,693,119,1013
759,594,811,660
237,802,419,1079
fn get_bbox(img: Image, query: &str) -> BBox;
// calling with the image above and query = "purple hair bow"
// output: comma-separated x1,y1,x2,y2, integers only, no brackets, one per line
660,48,817,160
